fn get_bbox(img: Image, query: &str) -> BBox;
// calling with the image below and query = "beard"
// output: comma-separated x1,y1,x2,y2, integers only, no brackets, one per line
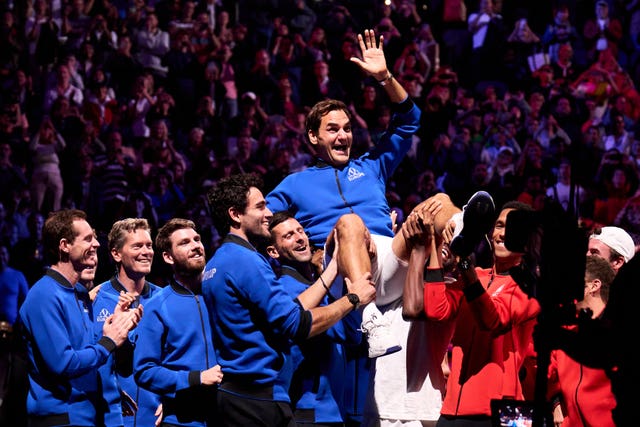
174,258,206,277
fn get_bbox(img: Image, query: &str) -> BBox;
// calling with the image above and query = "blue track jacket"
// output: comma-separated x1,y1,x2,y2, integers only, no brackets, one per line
133,279,218,427
92,276,161,427
278,266,361,423
266,98,420,246
202,234,312,402
18,269,116,426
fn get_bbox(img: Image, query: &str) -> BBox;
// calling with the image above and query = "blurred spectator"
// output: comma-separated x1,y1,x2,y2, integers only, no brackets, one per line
126,74,156,140
0,140,28,209
0,10,23,79
42,63,84,113
9,211,46,287
0,242,29,323
146,169,185,226
393,41,431,88
601,93,634,132
29,117,66,214
413,23,439,79
270,32,305,98
134,12,170,79
391,0,422,41
303,26,332,65
85,14,117,65
487,145,519,208
104,35,141,103
24,0,60,83
191,16,220,66
93,130,138,232
241,48,280,113
64,154,100,215
168,0,197,36
613,191,640,247
467,0,506,88
505,17,541,87
0,202,18,248
210,8,232,45
61,0,92,52
287,0,317,41
191,94,225,156
582,0,622,64
594,164,635,225
329,35,366,104
542,4,581,65
214,44,239,121
283,129,312,173
551,43,581,93
533,112,572,152
354,83,383,130
603,112,633,156
374,16,404,66
517,170,547,210
546,159,591,216
227,91,267,139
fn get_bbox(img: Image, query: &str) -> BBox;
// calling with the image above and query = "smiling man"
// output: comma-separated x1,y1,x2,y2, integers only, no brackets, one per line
133,218,222,427
202,173,376,426
266,29,425,360
93,218,162,427
18,209,141,426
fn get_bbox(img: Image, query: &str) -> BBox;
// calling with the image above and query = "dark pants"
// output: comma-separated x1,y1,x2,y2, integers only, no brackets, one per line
217,390,296,427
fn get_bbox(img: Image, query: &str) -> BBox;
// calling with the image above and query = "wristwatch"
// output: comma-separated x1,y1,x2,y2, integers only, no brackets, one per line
346,293,360,310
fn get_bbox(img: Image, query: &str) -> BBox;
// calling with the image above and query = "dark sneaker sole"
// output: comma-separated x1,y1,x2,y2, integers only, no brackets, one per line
450,191,495,257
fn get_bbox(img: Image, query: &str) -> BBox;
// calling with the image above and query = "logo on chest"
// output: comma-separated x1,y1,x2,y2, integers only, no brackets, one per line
347,167,365,181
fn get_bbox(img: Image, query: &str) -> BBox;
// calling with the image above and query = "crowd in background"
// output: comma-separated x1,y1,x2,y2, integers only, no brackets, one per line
1,0,640,287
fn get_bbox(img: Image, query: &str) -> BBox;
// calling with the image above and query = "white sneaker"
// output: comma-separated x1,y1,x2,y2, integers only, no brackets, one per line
360,313,402,358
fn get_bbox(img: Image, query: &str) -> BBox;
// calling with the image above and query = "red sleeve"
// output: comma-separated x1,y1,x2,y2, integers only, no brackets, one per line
423,270,464,321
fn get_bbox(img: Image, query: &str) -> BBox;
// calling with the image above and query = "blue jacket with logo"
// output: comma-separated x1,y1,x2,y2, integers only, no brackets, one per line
266,98,420,246
202,234,312,403
18,269,115,426
92,276,161,427
133,279,218,427
277,266,361,423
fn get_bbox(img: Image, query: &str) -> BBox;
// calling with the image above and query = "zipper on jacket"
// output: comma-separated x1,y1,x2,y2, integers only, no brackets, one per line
334,170,354,214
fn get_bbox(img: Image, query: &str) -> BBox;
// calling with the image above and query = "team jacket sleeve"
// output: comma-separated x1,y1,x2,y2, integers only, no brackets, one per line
464,278,541,335
22,292,114,378
423,268,464,321
367,99,421,179
133,306,196,397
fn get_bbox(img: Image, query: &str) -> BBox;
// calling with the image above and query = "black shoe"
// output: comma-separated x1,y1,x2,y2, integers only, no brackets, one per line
450,191,495,258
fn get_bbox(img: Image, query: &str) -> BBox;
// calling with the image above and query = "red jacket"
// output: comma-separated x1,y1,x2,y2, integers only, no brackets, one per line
547,324,616,427
424,268,540,417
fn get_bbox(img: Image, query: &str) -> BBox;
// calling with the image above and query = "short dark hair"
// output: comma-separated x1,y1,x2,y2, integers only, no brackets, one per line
305,99,352,136
502,200,534,212
269,210,295,234
155,218,196,254
43,209,87,264
207,173,264,236
585,255,615,302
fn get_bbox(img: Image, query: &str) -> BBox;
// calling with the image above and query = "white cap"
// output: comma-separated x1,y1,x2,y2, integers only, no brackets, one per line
590,226,636,262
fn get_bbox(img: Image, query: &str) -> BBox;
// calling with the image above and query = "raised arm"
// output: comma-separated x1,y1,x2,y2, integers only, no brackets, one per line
350,29,408,104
